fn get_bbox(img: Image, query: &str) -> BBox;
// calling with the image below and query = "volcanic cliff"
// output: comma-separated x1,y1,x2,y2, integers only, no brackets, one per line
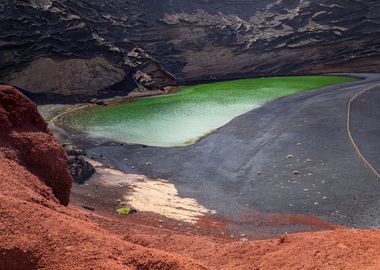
0,0,379,97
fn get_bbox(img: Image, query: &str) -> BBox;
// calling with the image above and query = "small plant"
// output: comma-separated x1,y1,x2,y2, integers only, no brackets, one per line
116,207,137,215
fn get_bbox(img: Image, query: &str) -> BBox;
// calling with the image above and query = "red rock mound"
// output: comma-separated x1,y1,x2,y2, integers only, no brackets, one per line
1,85,380,269
0,85,71,205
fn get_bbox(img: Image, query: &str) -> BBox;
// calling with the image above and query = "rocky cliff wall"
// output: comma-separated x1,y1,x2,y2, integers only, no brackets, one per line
0,0,379,96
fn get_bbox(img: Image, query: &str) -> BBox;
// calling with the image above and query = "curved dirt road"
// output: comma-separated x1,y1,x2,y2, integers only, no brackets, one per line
85,73,380,230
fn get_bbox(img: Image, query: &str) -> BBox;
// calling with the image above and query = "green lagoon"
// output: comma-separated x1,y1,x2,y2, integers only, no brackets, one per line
61,76,357,147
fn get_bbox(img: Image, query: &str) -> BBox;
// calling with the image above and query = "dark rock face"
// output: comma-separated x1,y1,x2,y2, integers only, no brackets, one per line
64,145,95,184
67,156,96,184
0,0,379,96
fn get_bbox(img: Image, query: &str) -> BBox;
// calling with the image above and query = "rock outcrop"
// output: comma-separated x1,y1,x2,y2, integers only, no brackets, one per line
5,57,126,96
0,85,72,205
65,145,95,184
0,0,379,96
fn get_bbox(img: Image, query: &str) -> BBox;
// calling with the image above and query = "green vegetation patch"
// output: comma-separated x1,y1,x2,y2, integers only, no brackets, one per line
116,207,133,215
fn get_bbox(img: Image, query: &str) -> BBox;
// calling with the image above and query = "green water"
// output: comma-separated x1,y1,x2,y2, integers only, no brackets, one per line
61,76,357,147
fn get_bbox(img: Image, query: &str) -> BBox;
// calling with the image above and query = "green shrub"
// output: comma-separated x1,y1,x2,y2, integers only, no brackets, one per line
116,207,132,215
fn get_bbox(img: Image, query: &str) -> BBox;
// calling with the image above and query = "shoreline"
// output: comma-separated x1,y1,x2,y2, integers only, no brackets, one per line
45,73,361,148
39,73,380,237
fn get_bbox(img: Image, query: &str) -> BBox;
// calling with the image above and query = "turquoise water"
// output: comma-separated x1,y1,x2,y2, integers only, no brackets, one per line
61,76,357,147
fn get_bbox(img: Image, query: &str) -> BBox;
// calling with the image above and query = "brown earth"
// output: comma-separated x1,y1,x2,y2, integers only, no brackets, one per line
1,85,380,269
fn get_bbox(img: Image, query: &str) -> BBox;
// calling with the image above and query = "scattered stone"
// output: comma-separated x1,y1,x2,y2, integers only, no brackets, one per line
145,162,152,166
287,154,294,159
158,219,164,223
306,159,311,163
120,201,129,207
297,143,302,146
89,98,106,106
257,171,262,175
64,144,85,156
292,170,299,175
278,235,287,244
65,145,96,184
82,205,95,211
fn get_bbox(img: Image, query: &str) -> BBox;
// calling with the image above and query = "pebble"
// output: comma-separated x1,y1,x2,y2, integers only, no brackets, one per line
82,205,95,211
287,154,294,159
158,219,164,223
292,170,300,175
257,171,262,175
146,162,152,166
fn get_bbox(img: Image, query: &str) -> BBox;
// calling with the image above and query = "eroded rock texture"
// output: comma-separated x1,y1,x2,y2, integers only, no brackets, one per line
0,0,379,96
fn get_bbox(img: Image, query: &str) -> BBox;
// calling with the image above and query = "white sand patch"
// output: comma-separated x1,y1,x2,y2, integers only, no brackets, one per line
94,166,216,223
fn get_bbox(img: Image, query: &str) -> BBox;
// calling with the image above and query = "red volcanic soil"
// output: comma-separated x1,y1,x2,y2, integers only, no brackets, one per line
0,85,71,205
1,85,380,270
